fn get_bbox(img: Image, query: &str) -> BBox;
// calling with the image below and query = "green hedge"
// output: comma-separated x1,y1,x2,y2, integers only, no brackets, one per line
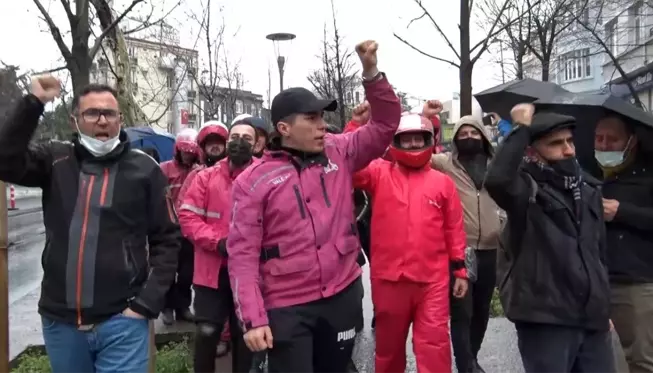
490,288,504,317
12,340,192,373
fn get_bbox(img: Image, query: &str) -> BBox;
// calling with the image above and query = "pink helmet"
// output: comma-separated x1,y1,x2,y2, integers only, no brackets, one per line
174,128,199,155
388,113,434,168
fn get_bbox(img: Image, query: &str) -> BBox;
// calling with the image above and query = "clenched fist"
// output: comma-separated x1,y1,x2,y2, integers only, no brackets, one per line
422,100,443,118
356,40,378,77
31,76,61,104
510,103,535,126
352,101,371,124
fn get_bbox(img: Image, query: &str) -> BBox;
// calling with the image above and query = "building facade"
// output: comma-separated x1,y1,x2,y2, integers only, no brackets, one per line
522,0,606,94
200,87,264,125
601,0,653,110
90,23,201,134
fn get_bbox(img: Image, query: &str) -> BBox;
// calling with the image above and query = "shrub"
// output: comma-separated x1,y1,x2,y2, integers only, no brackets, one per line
490,288,504,317
12,340,193,373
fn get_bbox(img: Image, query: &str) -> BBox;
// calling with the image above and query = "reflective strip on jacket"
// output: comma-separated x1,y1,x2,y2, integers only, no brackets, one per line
227,75,402,331
160,159,196,204
178,158,257,289
354,160,468,281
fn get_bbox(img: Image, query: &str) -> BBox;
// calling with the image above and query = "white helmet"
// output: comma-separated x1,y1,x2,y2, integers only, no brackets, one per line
231,114,253,126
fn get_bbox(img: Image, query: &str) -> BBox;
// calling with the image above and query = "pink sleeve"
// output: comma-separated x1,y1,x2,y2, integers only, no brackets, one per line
227,180,268,331
177,170,220,252
330,75,401,172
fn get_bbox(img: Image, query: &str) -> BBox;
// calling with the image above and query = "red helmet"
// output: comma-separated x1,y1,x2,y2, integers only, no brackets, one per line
388,113,434,168
174,128,199,155
197,121,229,147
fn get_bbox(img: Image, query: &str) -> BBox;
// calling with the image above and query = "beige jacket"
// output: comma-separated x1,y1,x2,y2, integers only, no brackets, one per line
431,116,501,250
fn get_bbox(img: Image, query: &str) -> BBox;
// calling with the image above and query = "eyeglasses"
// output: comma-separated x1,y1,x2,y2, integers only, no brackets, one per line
80,108,121,123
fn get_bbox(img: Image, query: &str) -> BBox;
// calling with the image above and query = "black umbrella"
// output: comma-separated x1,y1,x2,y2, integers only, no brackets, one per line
475,78,570,120
534,91,653,175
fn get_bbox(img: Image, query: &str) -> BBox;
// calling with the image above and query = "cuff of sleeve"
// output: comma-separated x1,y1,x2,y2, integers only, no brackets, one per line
241,314,269,333
129,299,157,319
26,94,46,110
613,202,634,224
362,72,385,85
218,238,228,258
454,268,468,279
451,260,467,279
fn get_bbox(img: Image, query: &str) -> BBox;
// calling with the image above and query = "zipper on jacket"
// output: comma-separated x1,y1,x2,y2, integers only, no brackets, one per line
319,174,332,208
476,191,482,250
292,185,307,219
76,175,96,326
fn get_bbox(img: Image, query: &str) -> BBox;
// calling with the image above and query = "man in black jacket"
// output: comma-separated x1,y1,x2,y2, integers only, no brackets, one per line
485,103,614,372
595,115,653,372
0,77,180,373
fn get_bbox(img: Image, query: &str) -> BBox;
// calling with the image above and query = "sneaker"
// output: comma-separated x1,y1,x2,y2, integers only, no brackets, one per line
161,309,174,326
175,308,194,322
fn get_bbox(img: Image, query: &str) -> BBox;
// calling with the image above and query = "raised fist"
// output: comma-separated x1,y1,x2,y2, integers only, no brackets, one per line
351,101,371,124
355,40,378,75
422,100,443,118
510,103,535,126
31,76,61,104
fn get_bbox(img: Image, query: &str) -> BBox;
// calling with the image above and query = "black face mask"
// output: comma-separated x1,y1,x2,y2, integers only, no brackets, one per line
455,138,484,155
227,138,253,167
205,152,225,167
549,157,579,177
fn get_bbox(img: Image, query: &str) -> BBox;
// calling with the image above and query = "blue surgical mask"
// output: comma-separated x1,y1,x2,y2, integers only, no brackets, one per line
75,119,120,157
595,137,632,168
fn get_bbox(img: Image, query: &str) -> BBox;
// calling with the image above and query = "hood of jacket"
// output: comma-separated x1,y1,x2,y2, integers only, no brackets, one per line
451,115,495,160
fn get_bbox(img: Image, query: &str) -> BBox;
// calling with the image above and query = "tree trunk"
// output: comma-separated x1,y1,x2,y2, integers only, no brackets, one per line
92,0,148,126
541,53,551,81
69,2,92,96
459,0,473,116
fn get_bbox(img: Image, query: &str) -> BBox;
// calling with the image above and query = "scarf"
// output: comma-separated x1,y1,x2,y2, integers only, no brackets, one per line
523,156,583,220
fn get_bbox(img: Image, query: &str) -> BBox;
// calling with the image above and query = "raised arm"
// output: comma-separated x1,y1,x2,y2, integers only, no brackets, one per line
0,77,62,187
484,104,533,214
332,41,402,172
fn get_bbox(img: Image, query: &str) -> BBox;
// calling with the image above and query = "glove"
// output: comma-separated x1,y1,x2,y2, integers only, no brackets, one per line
218,238,228,258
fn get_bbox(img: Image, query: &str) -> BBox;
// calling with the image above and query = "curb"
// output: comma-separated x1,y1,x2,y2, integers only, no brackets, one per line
8,207,42,218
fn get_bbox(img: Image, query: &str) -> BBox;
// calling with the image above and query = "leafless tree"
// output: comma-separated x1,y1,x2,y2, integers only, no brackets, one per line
394,0,520,116
307,0,358,128
571,0,646,108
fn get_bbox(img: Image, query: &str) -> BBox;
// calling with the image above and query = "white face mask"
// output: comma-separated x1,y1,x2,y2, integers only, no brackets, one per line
595,136,632,168
75,119,120,157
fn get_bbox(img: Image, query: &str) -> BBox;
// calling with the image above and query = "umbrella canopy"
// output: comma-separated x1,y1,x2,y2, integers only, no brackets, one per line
534,92,653,176
475,78,570,120
124,126,176,162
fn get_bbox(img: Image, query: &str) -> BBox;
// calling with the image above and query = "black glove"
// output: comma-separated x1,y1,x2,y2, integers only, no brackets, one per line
218,238,228,258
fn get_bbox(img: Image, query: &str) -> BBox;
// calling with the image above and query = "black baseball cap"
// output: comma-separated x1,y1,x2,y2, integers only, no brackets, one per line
271,87,337,126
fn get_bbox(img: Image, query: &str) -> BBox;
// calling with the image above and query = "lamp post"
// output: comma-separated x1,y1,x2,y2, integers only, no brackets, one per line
266,32,296,92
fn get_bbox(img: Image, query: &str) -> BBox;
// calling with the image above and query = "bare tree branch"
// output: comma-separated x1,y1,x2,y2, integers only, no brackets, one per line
408,0,461,60
393,33,461,67
89,0,144,60
32,0,73,63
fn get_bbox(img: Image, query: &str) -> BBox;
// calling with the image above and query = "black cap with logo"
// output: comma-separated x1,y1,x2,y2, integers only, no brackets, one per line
271,87,337,127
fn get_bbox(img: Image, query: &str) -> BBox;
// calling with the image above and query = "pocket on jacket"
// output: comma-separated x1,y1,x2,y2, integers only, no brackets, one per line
335,236,360,256
121,239,141,287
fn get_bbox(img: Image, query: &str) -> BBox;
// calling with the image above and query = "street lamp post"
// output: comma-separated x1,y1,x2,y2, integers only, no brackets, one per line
266,33,296,92
492,38,506,84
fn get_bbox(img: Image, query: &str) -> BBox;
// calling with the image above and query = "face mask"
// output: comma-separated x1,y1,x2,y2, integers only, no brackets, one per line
549,157,579,177
227,138,253,167
455,138,484,155
75,119,120,157
595,137,632,168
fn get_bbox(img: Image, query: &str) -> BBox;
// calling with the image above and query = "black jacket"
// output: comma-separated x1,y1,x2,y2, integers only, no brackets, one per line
0,95,181,325
485,127,610,331
601,157,653,284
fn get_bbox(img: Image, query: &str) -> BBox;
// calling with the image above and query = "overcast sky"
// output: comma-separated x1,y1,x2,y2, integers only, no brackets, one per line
0,0,508,106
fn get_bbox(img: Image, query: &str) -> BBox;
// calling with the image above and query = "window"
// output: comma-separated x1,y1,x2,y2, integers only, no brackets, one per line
251,104,257,116
346,91,352,105
559,48,591,82
236,100,244,114
355,91,360,104
572,0,589,30
605,21,617,56
630,2,644,46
